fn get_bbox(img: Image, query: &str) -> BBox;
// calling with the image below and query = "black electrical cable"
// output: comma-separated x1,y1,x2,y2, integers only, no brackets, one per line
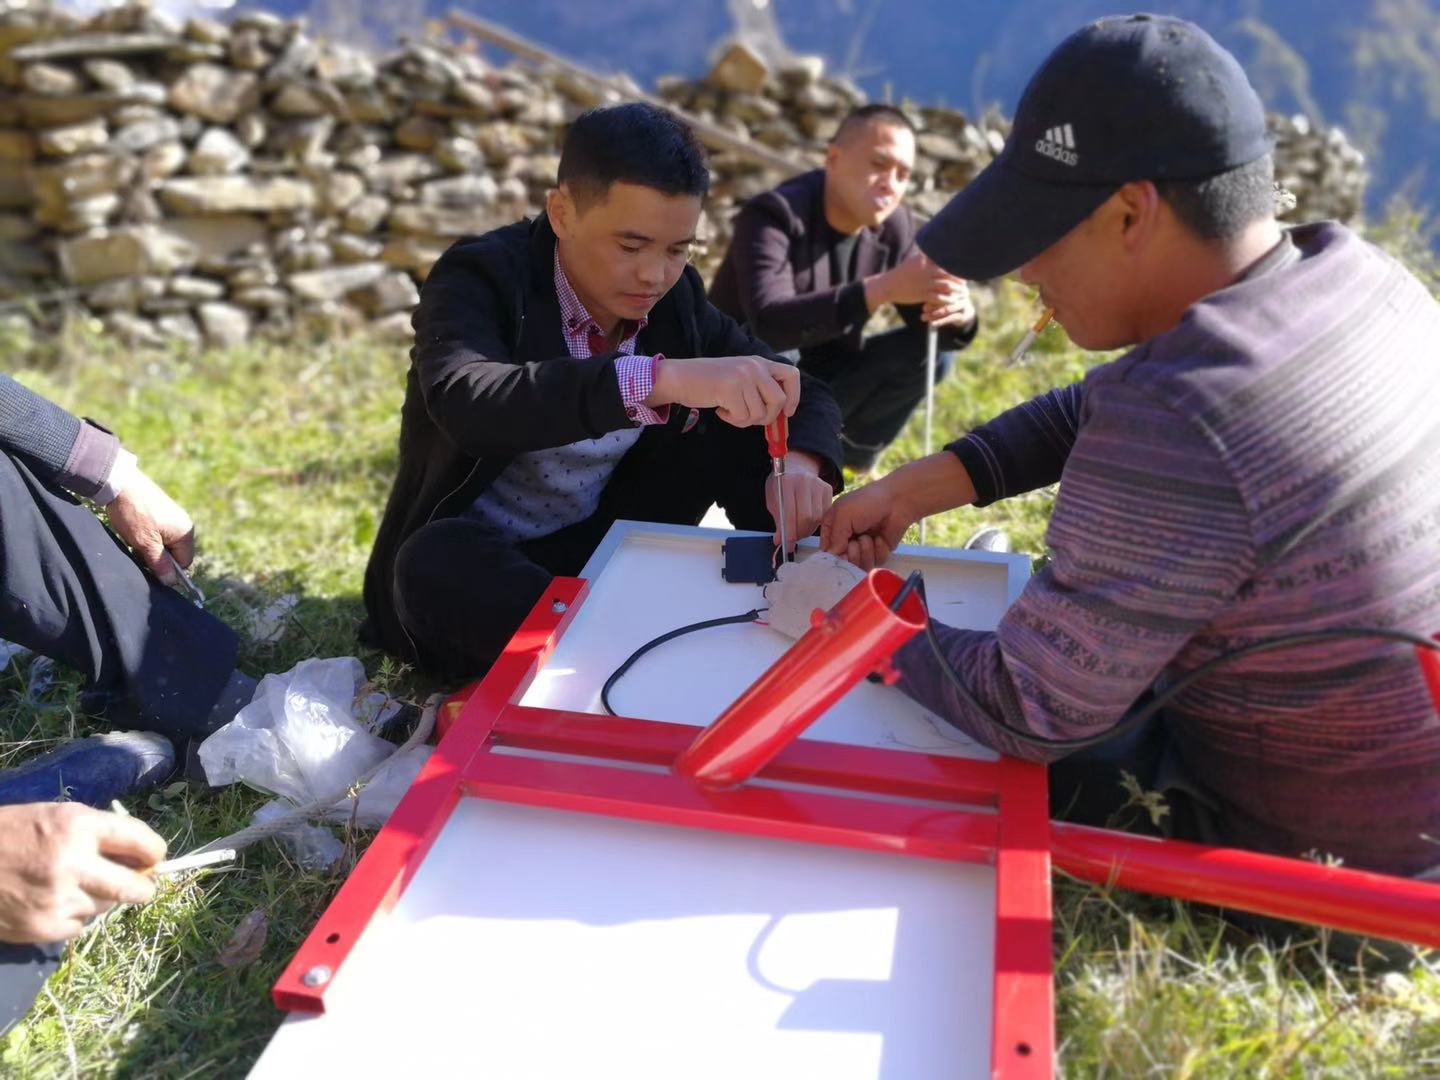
891,570,924,614
600,608,766,717
912,571,1440,751
597,568,1440,752
601,573,923,717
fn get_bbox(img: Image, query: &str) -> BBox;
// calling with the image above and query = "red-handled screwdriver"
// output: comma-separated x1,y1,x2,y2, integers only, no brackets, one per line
765,413,790,560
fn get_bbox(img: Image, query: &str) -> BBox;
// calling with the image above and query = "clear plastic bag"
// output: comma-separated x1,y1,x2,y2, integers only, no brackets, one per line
198,658,431,866
251,799,346,870
198,657,394,803
322,744,431,828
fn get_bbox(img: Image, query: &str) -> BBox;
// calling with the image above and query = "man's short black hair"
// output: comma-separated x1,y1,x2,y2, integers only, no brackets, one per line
1155,153,1275,241
557,102,709,209
831,103,918,145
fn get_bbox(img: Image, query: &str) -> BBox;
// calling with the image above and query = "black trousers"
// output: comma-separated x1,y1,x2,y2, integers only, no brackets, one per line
0,450,239,740
1045,713,1418,961
1046,708,1219,842
0,450,244,1035
392,419,777,681
799,323,953,471
0,941,61,1038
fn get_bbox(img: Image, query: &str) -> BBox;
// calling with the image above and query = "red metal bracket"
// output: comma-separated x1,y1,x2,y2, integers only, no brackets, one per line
273,577,1056,1079
272,578,587,1012
675,567,926,786
273,577,1440,1080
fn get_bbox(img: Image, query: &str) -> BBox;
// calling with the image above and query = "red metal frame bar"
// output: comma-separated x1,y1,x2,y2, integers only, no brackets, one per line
274,574,1440,1075
1050,822,1440,948
272,578,588,1012
1418,636,1440,715
993,758,1054,1076
463,751,1000,864
675,567,927,786
273,577,1056,1079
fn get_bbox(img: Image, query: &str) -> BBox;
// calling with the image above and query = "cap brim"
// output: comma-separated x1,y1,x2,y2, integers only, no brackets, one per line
918,156,1117,280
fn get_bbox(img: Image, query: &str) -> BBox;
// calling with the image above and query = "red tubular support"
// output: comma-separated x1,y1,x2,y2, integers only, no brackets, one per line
1418,636,1440,714
1051,822,1440,948
674,568,926,788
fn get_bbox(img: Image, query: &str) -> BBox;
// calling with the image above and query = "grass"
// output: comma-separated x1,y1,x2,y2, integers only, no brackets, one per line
1,284,1438,1077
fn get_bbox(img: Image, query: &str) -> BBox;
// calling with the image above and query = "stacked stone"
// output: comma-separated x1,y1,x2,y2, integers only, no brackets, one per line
0,2,597,348
1269,112,1368,225
0,5,1371,352
657,42,1009,257
662,45,1366,245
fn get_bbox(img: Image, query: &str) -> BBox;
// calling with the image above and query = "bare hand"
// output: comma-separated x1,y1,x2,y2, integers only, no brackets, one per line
922,277,976,328
647,355,800,428
0,804,166,945
106,469,195,586
881,251,963,307
820,479,916,570
764,453,833,551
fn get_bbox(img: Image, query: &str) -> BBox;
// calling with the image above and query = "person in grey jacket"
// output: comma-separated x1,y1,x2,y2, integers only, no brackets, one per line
0,374,256,1034
0,373,254,763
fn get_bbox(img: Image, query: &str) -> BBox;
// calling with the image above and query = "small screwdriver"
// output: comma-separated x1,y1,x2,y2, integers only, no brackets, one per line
765,412,790,561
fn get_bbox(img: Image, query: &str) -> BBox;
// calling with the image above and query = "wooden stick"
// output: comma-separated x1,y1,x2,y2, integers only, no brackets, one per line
150,847,236,878
444,9,816,178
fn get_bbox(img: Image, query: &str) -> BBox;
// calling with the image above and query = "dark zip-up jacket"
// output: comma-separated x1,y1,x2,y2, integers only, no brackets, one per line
708,169,978,359
361,214,844,658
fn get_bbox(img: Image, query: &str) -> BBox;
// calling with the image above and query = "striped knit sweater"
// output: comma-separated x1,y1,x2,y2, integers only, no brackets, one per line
894,223,1440,876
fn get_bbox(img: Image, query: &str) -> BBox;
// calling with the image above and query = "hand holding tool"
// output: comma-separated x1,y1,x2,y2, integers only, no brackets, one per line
166,551,205,607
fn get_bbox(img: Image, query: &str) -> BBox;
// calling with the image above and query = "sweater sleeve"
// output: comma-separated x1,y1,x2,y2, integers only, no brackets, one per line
893,379,1255,762
0,374,119,498
946,381,1082,505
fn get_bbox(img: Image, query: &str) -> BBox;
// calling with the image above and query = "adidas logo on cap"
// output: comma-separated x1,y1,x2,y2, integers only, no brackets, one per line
1034,123,1078,166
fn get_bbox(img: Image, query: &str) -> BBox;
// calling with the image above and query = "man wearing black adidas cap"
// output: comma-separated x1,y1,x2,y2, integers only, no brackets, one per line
822,15,1440,877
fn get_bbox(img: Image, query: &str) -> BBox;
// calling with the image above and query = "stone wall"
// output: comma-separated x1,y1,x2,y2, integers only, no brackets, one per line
0,4,1369,351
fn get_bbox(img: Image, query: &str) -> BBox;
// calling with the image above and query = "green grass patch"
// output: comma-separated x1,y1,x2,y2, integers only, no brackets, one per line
2,291,1437,1077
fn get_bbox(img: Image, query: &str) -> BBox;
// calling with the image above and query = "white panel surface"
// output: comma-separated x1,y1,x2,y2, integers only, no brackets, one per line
524,526,1027,759
257,525,1027,1078
252,799,995,1079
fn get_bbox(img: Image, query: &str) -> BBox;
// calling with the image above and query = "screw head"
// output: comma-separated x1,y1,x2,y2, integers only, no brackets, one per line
551,599,568,614
302,965,332,987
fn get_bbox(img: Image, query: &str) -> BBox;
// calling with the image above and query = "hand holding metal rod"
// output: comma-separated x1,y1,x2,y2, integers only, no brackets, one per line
765,413,790,560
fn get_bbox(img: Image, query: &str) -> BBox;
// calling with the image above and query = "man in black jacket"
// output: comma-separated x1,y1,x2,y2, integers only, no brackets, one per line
362,103,844,679
710,104,979,471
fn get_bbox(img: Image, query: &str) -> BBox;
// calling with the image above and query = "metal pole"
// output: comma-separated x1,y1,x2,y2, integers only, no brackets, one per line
918,326,938,544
